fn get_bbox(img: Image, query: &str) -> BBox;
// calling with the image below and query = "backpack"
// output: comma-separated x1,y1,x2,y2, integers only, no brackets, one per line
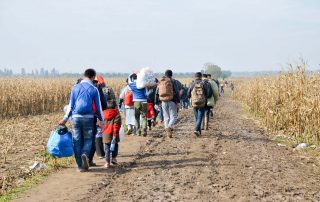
124,90,134,106
158,77,174,102
203,80,213,99
191,82,206,108
103,86,116,109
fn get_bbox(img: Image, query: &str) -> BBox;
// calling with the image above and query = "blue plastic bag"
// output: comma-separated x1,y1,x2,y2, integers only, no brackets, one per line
47,126,74,158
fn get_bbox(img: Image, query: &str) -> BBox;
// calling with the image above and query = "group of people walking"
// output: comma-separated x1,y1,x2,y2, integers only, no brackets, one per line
59,68,220,172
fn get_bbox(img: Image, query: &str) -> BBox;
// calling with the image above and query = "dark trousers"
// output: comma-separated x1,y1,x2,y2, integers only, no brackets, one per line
89,117,97,163
95,137,105,157
202,106,212,130
105,143,119,163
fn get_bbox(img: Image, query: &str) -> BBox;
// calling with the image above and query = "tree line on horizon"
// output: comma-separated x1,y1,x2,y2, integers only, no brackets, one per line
0,63,233,79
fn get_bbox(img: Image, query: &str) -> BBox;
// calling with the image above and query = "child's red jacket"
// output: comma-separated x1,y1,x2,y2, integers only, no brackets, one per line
102,109,121,144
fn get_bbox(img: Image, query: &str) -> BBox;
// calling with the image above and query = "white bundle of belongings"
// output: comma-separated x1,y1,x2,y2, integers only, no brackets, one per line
136,67,157,89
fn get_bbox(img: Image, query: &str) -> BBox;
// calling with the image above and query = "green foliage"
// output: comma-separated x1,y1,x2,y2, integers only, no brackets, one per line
202,62,232,79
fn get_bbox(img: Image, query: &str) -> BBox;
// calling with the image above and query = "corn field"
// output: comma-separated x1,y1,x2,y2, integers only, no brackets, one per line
232,66,320,143
0,77,126,119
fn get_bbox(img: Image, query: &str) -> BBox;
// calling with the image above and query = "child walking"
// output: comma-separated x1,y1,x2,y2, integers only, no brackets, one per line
102,87,122,168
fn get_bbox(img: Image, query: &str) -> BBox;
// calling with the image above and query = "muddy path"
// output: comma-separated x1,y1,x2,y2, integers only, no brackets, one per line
15,96,320,201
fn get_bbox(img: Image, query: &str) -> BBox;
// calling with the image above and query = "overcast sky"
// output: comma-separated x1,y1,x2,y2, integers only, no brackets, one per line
0,0,319,73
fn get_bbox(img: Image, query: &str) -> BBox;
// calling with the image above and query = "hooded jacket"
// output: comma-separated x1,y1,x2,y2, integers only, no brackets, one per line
102,108,121,144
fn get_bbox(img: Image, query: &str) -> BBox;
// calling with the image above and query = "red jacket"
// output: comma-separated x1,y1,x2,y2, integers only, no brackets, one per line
102,109,121,144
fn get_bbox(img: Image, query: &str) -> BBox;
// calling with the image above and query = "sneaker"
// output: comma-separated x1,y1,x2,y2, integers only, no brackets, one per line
81,154,89,171
111,158,118,165
194,131,200,137
98,156,104,159
89,162,97,167
104,162,110,168
77,168,85,172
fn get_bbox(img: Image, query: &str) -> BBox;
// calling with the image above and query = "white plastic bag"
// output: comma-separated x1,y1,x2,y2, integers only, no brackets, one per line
119,126,125,142
136,67,156,89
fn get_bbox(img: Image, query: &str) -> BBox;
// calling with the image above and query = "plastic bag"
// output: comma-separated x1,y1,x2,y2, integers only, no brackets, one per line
119,126,125,142
96,127,103,138
136,67,156,89
47,126,74,158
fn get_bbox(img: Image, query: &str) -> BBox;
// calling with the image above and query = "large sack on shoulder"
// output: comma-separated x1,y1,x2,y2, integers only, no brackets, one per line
136,67,156,89
47,125,74,158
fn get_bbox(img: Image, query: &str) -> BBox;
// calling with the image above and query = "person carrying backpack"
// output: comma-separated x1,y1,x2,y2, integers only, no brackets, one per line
128,73,148,137
119,78,136,135
155,69,180,138
202,74,217,130
188,72,209,137
59,69,104,172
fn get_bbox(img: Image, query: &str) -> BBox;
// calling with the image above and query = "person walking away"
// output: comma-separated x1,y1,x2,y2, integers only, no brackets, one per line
188,72,208,137
230,82,235,92
202,74,216,130
128,73,148,136
208,74,220,97
59,69,104,172
155,69,180,138
220,81,225,94
180,84,188,109
147,82,158,130
91,75,107,161
102,94,122,168
119,78,136,135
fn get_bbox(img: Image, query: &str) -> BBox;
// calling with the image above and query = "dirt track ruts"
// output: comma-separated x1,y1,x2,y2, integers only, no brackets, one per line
16,95,320,202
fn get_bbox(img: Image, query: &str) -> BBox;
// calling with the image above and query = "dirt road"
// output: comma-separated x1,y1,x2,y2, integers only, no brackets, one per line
15,96,320,201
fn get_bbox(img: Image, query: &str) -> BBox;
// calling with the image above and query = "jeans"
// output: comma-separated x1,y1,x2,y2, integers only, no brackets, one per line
72,117,95,169
134,101,148,133
105,142,119,163
159,106,164,122
193,107,205,132
182,99,189,109
162,101,178,129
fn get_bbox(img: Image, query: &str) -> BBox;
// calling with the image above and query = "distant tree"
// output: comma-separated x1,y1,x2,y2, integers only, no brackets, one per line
221,70,232,79
40,68,45,76
203,62,222,78
21,68,26,75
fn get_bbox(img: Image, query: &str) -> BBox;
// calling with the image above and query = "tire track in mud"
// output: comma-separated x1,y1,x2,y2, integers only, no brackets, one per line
80,96,320,201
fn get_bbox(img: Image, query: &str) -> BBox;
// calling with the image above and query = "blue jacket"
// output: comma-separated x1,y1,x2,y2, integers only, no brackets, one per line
128,75,147,102
64,79,104,122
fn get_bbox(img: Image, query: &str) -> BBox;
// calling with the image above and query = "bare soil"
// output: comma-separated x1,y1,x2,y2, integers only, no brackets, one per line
13,96,320,201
